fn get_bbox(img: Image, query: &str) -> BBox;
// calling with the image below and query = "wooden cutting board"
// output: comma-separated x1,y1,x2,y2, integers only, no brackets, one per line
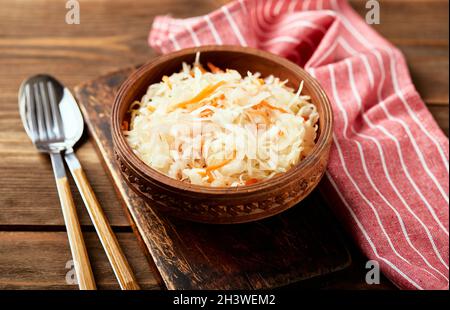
74,66,351,290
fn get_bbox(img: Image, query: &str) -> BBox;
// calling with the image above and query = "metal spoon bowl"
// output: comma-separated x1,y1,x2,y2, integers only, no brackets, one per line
19,75,83,152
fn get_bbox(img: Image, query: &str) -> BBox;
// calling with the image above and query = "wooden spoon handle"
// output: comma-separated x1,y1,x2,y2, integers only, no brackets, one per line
65,152,140,290
50,153,96,290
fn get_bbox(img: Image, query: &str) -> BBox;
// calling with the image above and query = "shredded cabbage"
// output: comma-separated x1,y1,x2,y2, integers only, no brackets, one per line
125,54,319,187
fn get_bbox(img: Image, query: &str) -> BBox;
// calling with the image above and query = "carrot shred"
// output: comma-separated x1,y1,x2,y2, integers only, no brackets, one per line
206,170,215,182
257,100,289,114
245,178,259,185
200,109,213,117
199,150,236,182
206,156,234,171
208,94,224,108
200,150,236,172
248,109,269,125
207,62,223,73
194,63,207,74
198,169,215,182
162,75,172,89
147,105,156,112
172,81,226,111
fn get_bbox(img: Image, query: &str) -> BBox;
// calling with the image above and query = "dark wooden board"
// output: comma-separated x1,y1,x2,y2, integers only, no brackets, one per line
74,67,351,290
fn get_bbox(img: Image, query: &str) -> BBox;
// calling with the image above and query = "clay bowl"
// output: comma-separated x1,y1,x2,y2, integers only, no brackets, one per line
112,45,333,224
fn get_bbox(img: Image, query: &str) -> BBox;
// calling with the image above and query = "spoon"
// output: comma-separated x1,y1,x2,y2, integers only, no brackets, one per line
20,74,140,290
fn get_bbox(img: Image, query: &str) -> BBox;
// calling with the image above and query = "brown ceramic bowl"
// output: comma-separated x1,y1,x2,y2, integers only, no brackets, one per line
112,45,333,224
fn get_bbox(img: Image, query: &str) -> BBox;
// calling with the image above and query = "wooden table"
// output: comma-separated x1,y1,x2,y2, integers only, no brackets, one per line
0,0,447,290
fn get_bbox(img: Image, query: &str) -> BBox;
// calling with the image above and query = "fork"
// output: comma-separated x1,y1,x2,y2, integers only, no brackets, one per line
22,79,96,290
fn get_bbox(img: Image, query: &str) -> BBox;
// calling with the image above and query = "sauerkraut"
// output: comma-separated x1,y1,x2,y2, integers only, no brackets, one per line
125,54,319,187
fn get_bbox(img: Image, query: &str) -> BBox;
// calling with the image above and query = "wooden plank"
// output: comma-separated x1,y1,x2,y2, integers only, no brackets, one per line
0,0,447,105
0,139,132,226
0,232,161,290
0,0,446,46
349,1,449,105
402,46,448,105
350,0,449,46
73,68,352,289
429,105,449,137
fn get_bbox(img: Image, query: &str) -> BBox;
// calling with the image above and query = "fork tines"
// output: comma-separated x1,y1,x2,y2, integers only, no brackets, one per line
25,78,65,145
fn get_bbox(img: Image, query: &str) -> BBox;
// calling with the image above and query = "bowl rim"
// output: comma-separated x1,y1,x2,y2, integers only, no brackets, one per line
112,45,333,195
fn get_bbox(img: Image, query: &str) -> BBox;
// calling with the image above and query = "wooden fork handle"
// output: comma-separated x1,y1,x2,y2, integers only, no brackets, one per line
50,153,96,290
65,152,140,290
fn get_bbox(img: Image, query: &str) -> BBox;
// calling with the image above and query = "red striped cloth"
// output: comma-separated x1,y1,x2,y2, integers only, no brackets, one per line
149,0,449,289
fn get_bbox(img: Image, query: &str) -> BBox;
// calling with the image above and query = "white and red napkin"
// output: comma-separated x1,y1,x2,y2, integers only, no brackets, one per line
149,0,449,289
